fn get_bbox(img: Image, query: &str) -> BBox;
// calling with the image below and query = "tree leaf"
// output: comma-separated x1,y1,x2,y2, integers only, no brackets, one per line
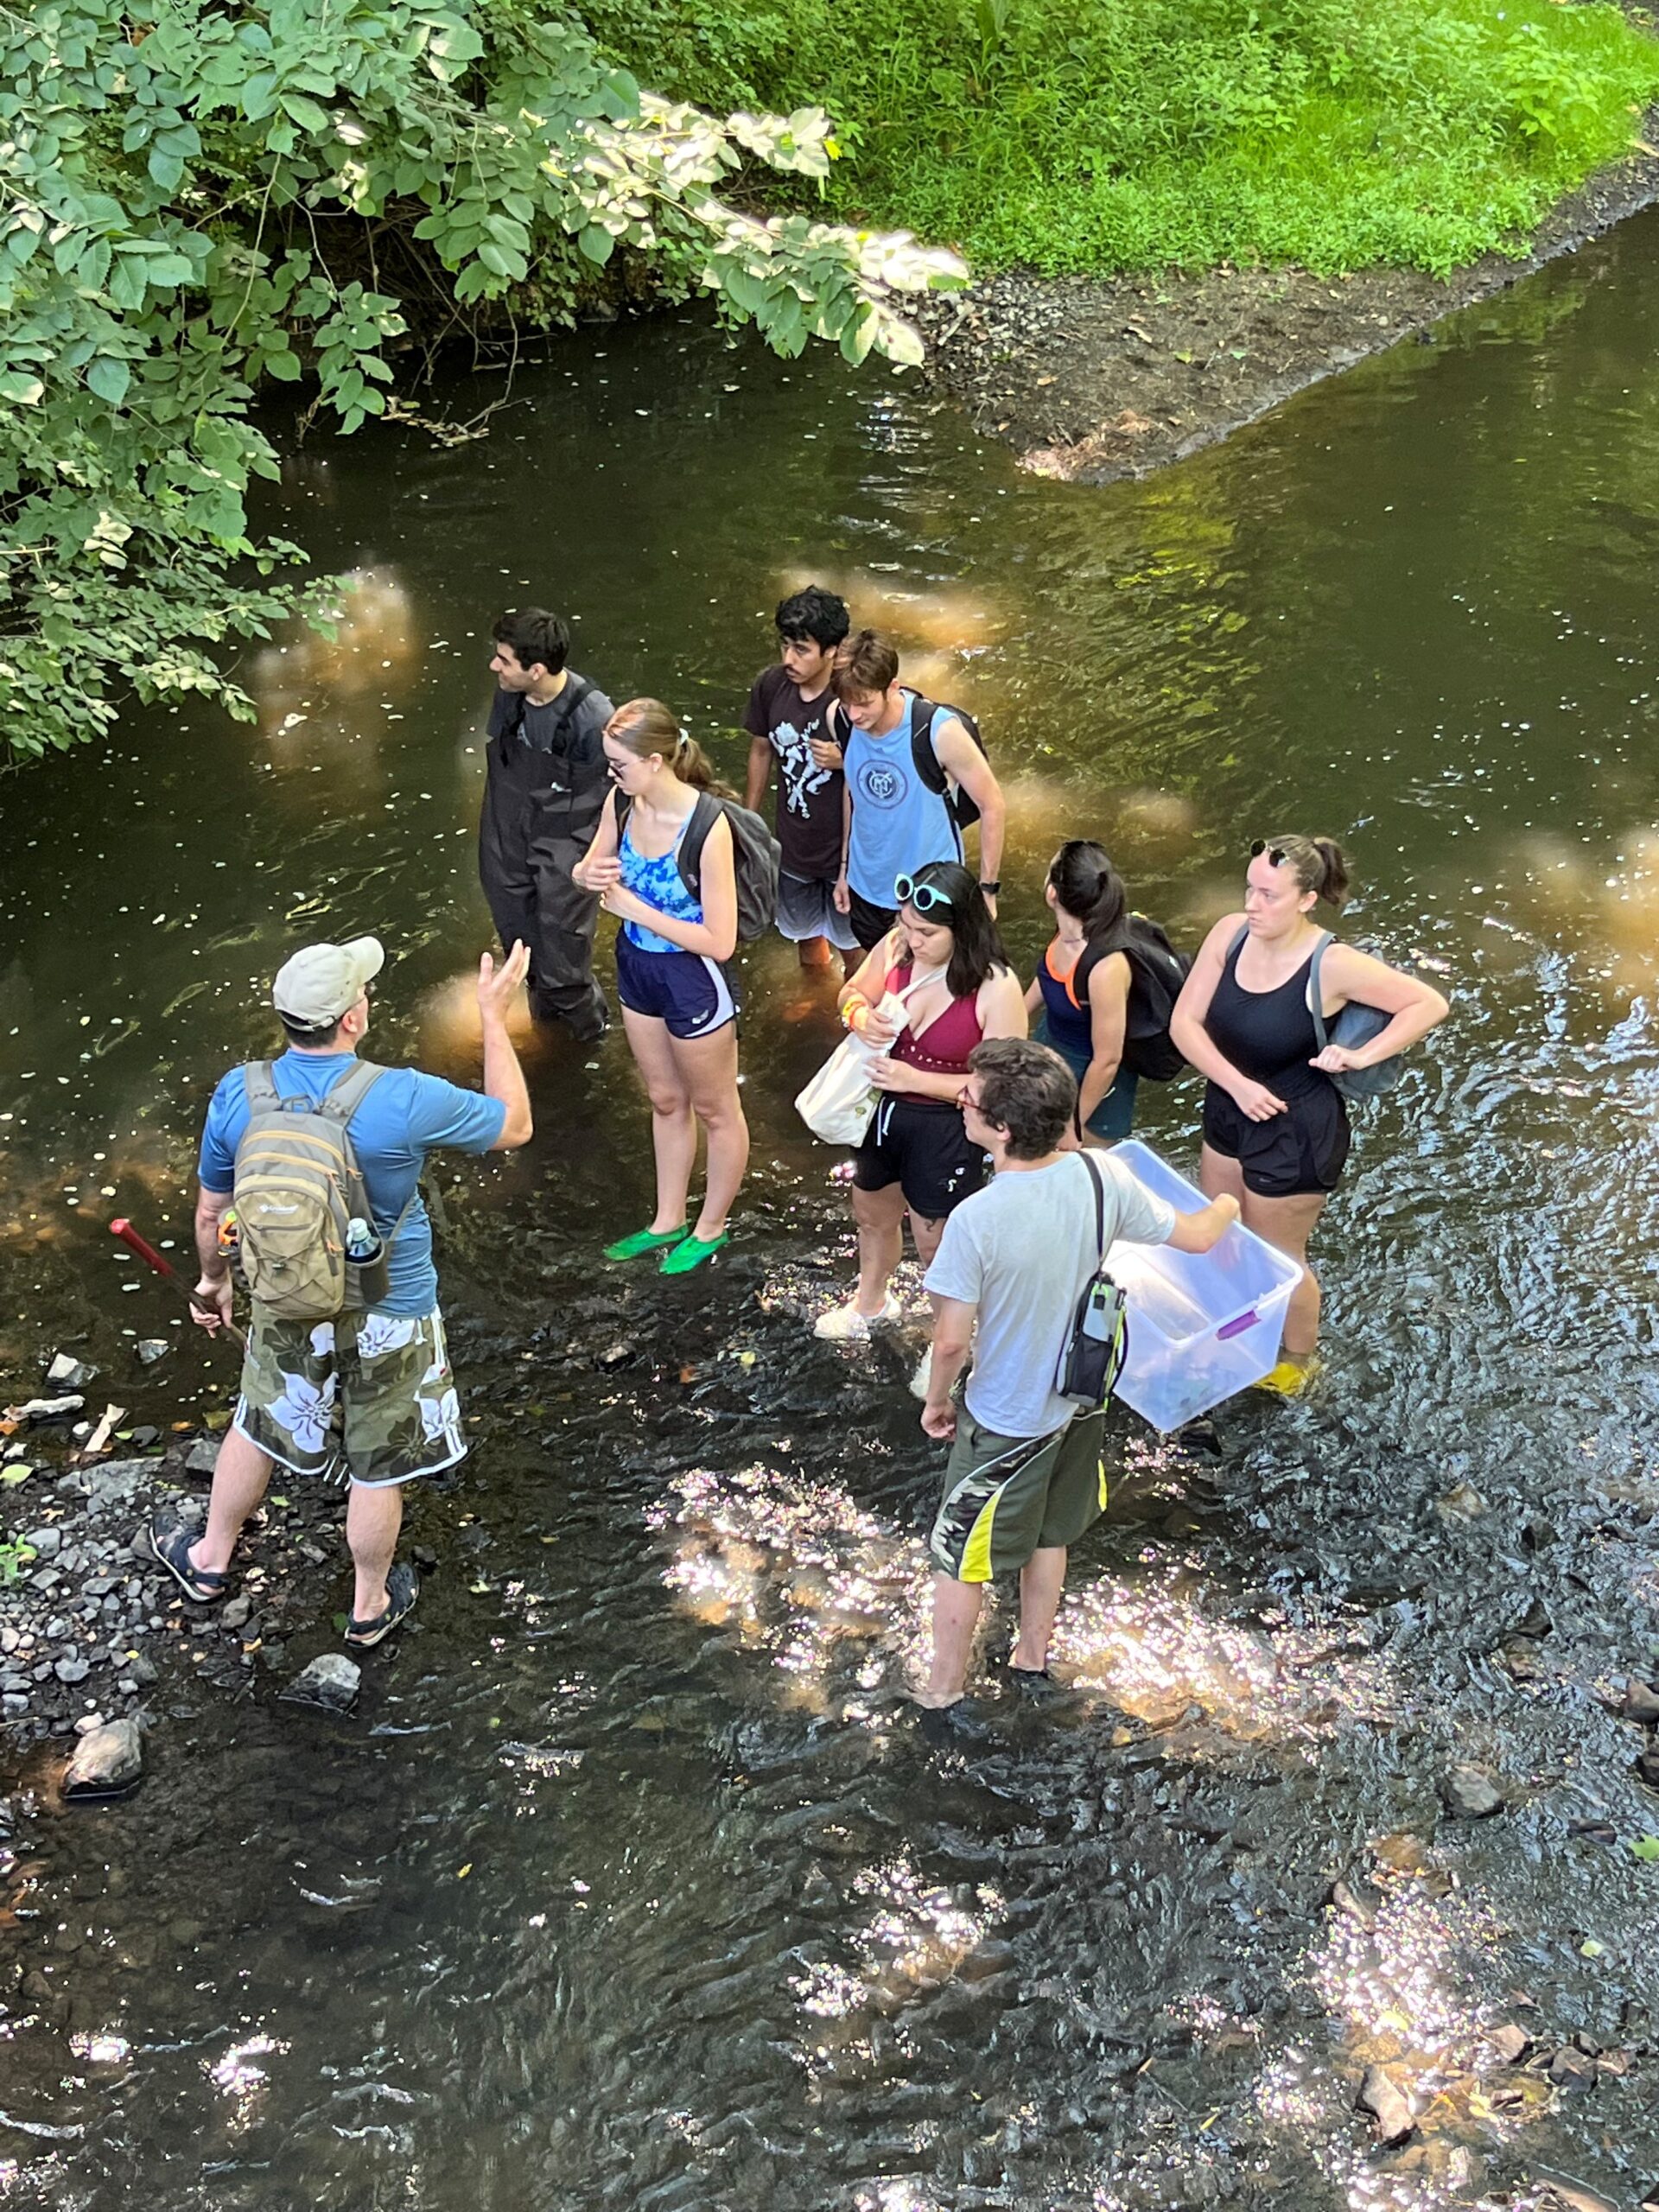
86,357,130,405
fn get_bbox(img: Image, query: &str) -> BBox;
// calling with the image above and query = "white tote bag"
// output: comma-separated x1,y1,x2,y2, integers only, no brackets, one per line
795,983,920,1147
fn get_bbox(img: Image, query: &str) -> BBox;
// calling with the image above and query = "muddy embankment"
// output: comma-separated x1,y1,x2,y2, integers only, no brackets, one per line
912,145,1659,484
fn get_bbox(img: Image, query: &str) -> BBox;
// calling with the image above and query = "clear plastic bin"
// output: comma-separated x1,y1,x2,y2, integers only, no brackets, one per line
1105,1140,1302,1431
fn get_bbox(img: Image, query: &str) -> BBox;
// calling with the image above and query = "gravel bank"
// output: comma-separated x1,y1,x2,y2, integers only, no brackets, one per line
912,144,1659,484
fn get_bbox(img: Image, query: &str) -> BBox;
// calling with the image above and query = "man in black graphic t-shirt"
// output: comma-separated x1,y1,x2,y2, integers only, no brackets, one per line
478,607,615,1040
743,585,859,969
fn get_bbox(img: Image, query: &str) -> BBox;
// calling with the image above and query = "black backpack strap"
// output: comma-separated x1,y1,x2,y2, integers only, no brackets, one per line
242,1061,279,1112
504,676,593,744
676,791,722,899
1308,932,1333,1053
315,1059,387,1126
1081,1151,1106,1266
906,695,947,796
1071,938,1119,1007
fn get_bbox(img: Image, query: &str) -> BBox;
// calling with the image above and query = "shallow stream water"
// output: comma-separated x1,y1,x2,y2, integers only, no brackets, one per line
4,209,1659,2211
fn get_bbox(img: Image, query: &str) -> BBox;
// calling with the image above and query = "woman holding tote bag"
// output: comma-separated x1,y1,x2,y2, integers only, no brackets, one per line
811,861,1025,1366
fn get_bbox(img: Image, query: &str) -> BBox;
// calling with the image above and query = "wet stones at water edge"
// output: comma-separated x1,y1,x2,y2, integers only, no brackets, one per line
280,1653,361,1713
1440,1764,1506,1820
61,1717,143,1802
45,1351,97,1391
1357,2062,1416,2145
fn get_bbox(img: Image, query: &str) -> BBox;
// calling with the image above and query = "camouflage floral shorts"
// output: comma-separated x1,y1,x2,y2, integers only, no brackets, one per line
233,1307,466,1489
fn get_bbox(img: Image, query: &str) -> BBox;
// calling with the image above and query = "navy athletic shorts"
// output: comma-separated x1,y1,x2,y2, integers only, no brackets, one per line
615,936,737,1040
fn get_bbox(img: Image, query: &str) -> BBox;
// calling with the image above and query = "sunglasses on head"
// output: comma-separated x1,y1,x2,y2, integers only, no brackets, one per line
893,874,955,914
1249,839,1288,867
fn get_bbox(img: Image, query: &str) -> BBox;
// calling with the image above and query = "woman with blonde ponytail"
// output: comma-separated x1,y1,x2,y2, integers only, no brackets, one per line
574,699,748,1274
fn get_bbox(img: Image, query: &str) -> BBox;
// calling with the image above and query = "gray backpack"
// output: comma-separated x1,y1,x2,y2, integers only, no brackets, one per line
232,1062,404,1319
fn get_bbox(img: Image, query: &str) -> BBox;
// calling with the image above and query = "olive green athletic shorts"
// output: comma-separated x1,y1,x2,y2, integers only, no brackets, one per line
928,1407,1109,1583
232,1307,466,1489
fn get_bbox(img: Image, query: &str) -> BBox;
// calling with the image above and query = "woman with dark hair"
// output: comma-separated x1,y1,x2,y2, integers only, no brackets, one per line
574,699,748,1275
1171,833,1448,1390
814,862,1026,1365
1026,840,1138,1144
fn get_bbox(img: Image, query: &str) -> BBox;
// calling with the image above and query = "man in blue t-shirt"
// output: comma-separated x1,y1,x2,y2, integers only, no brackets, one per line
149,934,532,1649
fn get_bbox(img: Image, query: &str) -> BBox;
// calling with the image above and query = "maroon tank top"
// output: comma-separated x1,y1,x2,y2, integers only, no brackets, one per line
885,960,985,1097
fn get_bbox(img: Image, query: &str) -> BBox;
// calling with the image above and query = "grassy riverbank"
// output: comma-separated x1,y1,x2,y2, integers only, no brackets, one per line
579,0,1659,276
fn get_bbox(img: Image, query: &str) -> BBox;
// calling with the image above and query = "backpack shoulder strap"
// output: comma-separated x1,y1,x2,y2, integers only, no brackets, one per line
676,791,722,897
242,1061,279,1112
315,1059,387,1126
1080,1151,1108,1268
906,695,947,794
1308,932,1333,1053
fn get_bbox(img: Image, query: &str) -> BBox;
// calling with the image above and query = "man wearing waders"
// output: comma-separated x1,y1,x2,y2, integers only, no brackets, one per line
479,607,616,1040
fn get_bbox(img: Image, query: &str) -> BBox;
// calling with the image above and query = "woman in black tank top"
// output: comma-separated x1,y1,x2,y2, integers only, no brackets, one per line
1169,835,1448,1391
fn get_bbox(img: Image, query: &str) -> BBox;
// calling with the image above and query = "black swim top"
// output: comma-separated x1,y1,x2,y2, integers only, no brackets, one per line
1204,929,1332,1098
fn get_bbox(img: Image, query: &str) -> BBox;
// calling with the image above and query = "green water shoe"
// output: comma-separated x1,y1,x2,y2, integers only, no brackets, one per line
604,1224,689,1263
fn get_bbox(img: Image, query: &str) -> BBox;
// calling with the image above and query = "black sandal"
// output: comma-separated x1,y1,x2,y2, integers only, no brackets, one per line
149,1514,231,1604
344,1562,420,1649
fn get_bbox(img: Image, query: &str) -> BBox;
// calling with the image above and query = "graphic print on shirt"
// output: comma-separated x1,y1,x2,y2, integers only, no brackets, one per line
772,716,836,822
854,752,912,811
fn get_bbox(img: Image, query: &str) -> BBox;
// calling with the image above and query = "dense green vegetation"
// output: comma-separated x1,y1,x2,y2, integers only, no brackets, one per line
5,1,1658,767
580,0,1659,276
0,0,961,764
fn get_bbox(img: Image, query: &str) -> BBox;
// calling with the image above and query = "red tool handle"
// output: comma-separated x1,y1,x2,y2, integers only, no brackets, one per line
110,1218,175,1278
109,1217,248,1352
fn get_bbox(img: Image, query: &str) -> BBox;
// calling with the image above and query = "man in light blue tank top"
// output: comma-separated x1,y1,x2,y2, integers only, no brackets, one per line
830,629,1006,952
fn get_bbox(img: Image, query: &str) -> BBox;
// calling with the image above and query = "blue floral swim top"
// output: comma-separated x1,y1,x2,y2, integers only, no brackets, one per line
619,810,703,953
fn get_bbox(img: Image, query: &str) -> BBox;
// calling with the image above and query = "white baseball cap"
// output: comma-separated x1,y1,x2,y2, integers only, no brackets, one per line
271,937,385,1027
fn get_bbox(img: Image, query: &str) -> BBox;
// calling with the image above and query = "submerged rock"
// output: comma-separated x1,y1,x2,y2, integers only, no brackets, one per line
46,1353,97,1390
135,1340,170,1367
1357,2063,1415,2143
1440,1764,1505,1820
1622,1679,1659,1727
63,1718,143,1801
281,1653,360,1713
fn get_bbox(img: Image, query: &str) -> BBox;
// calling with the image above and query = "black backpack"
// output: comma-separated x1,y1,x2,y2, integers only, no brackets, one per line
905,692,989,830
614,789,781,943
498,677,594,758
1077,915,1193,1081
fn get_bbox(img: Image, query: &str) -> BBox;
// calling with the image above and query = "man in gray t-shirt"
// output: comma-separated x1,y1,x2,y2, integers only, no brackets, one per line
917,1039,1238,1737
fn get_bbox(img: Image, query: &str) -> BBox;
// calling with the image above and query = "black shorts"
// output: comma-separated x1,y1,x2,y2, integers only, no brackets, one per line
848,887,898,953
1203,1081,1350,1199
853,1096,987,1220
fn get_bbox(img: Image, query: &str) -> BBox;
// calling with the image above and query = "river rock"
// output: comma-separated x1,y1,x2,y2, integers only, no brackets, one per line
54,1656,91,1684
135,1339,170,1366
62,1717,143,1801
1634,1742,1659,1791
281,1653,359,1713
13,1395,84,1423
184,1438,219,1477
220,1595,252,1631
1357,2063,1415,2143
1440,1765,1504,1820
1486,2022,1530,2064
1547,2046,1597,2094
22,1525,60,1558
46,1353,97,1390
1622,1679,1659,1726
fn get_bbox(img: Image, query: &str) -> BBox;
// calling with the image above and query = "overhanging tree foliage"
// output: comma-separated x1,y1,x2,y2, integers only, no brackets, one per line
0,0,965,764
